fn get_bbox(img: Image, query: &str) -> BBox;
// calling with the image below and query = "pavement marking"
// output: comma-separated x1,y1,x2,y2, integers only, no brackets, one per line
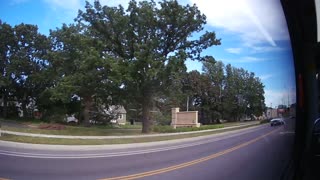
98,128,279,180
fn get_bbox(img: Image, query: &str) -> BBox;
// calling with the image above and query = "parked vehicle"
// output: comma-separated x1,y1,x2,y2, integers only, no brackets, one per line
65,114,78,124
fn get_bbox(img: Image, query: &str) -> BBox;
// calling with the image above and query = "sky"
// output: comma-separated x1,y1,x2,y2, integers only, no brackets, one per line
0,0,296,108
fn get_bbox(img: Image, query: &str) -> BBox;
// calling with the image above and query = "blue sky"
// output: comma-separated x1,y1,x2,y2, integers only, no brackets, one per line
0,0,296,108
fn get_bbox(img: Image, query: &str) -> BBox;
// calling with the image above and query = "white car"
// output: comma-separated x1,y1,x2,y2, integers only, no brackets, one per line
65,115,78,123
110,119,117,124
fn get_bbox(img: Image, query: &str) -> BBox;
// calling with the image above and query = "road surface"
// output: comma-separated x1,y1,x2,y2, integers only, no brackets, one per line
0,119,295,180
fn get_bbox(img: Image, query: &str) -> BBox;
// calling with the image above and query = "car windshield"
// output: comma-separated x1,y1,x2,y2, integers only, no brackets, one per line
0,0,298,180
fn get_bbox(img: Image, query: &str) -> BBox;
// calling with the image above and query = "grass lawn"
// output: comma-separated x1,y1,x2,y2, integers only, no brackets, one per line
1,125,142,136
1,118,259,136
222,121,256,127
0,123,260,145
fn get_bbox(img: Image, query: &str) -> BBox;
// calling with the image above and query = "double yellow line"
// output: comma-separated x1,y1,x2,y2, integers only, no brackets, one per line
99,128,279,180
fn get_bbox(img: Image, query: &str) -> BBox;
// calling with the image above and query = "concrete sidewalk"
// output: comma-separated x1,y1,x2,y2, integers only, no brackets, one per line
0,122,259,139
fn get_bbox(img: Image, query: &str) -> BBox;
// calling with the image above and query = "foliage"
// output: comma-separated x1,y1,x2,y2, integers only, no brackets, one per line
0,22,50,118
259,119,271,124
48,23,123,125
153,124,224,133
179,60,265,123
152,112,171,126
0,0,266,132
77,0,221,133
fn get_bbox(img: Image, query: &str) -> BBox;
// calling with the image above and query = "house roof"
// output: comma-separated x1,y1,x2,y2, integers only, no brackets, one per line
109,105,127,114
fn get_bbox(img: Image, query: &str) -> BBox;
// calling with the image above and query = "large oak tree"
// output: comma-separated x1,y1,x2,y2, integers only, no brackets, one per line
77,0,221,133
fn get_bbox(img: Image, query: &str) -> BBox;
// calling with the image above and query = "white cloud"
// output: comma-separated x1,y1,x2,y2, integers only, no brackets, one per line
190,0,289,47
240,56,266,63
225,48,242,54
259,74,273,80
44,0,82,11
264,89,296,108
249,45,286,54
222,56,266,63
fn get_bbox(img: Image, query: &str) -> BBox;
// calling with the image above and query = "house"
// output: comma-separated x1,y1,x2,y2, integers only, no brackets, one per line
266,108,278,119
107,105,127,125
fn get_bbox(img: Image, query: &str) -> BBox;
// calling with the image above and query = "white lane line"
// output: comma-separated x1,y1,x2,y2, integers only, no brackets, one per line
0,126,272,159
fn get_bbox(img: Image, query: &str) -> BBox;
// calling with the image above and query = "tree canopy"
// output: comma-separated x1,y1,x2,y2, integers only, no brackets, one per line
180,61,265,123
77,0,221,132
0,0,266,133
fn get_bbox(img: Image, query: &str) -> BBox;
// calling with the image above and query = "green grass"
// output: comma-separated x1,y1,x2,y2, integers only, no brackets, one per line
153,124,225,133
0,123,260,145
222,121,257,126
2,125,142,136
1,119,259,136
3,123,226,135
116,124,142,129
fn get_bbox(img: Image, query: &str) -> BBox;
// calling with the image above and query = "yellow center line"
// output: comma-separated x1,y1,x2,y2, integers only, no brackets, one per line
99,128,279,180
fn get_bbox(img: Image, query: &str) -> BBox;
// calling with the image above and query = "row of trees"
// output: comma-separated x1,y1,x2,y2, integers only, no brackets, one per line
182,62,265,123
0,0,265,133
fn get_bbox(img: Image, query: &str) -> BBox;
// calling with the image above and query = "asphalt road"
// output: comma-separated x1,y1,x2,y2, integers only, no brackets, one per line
0,119,295,180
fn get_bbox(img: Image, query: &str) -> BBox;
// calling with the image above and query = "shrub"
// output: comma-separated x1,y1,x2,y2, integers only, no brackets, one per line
153,124,225,133
46,114,66,124
153,112,171,126
260,119,271,124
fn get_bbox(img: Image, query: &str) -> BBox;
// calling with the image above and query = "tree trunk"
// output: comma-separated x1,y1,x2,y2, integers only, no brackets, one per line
141,91,152,133
142,103,151,133
21,92,27,118
21,102,27,118
2,93,7,118
83,96,93,126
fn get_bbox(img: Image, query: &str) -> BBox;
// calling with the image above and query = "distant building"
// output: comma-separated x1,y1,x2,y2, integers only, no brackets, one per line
277,105,288,117
266,108,278,119
107,105,127,125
